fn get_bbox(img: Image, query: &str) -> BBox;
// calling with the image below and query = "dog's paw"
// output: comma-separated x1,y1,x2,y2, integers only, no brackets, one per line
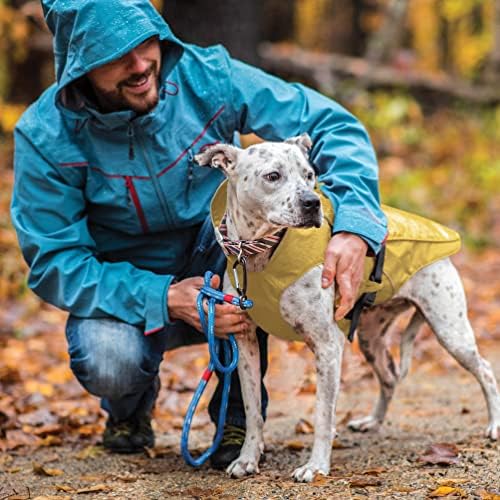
347,415,381,433
485,421,500,440
226,456,259,478
292,463,328,483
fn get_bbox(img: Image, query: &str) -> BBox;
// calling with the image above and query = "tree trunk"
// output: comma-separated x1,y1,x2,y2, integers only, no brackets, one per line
162,0,262,65
364,0,410,64
483,0,500,84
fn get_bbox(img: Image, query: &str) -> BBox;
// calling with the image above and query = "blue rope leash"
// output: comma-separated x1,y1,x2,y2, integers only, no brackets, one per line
180,270,253,467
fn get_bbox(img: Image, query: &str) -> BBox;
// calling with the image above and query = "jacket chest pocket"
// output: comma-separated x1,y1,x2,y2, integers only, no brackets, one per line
85,172,149,235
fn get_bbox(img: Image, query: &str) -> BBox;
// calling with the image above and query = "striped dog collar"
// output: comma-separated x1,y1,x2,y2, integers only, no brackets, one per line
218,214,285,257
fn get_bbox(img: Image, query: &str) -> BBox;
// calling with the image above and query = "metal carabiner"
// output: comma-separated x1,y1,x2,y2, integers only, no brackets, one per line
232,254,248,309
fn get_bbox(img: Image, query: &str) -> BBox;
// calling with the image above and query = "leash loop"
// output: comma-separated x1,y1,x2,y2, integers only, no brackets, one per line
181,271,253,467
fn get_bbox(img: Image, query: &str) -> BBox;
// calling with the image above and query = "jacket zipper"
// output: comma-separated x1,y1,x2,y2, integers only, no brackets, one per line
134,128,173,224
125,176,149,233
127,123,135,160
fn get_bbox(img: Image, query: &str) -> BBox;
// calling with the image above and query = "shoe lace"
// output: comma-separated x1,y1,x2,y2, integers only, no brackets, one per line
220,424,245,446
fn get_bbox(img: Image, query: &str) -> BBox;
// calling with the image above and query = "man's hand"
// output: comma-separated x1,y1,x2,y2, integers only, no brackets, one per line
321,232,368,321
167,275,252,338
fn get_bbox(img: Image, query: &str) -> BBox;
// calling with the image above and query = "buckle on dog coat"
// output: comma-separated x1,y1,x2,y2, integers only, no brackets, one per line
345,244,386,342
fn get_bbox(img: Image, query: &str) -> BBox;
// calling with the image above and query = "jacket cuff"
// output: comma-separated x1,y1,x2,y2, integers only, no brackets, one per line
144,274,176,336
333,209,388,255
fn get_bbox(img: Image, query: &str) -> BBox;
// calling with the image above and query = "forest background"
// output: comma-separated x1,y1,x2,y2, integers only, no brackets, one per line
0,1,500,498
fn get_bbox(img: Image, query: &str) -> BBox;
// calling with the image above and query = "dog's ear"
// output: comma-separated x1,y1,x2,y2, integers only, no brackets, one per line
194,144,240,174
285,133,313,156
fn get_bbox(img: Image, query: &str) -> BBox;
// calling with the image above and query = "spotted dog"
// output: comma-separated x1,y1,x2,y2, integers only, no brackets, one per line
195,135,500,482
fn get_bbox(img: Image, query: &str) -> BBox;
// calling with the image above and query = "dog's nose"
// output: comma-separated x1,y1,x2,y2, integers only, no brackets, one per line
300,192,321,213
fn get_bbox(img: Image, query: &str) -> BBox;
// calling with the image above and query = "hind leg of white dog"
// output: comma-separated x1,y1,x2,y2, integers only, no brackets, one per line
402,259,500,440
348,303,412,432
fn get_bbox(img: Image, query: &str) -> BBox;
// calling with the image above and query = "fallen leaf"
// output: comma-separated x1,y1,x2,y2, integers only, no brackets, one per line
76,484,111,494
32,462,64,477
79,474,110,482
6,466,21,473
75,445,104,460
145,445,173,458
285,440,305,450
478,491,500,500
418,443,460,465
114,474,138,483
295,418,314,434
55,485,75,493
332,438,352,449
18,408,58,427
38,435,63,447
24,380,54,397
34,497,71,500
5,429,41,449
33,497,70,500
362,467,387,476
429,485,466,497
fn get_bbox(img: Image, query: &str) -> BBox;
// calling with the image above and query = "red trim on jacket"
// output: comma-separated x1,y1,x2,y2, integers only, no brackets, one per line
59,161,89,167
144,326,163,336
156,105,225,177
125,176,150,233
57,105,225,179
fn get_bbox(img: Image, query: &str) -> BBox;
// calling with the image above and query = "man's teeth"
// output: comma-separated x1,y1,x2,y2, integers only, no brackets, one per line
127,75,148,87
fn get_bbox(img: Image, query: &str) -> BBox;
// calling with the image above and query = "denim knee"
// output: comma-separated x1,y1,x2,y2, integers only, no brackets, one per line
66,317,160,401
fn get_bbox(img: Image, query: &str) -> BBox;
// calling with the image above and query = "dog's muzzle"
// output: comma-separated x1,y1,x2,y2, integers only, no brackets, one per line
300,192,322,228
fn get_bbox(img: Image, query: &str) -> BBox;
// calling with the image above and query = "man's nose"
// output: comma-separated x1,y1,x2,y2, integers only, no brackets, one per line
125,50,149,73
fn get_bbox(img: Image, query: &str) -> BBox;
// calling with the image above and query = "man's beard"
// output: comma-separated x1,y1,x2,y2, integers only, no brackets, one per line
93,62,160,115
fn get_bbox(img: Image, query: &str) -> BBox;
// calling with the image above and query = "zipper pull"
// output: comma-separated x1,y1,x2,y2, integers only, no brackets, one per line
187,150,194,181
127,124,135,161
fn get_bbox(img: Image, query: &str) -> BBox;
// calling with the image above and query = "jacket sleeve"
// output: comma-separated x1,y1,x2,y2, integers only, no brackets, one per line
225,57,387,253
11,129,174,335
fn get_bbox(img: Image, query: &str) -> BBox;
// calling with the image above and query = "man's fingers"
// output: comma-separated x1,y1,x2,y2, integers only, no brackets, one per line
210,274,221,290
322,247,339,288
334,274,354,321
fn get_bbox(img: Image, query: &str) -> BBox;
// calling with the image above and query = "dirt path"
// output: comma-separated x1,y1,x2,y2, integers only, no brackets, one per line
2,340,499,499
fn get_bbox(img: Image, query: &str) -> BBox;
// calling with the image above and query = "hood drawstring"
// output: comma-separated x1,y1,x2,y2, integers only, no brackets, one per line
127,123,135,161
74,119,87,135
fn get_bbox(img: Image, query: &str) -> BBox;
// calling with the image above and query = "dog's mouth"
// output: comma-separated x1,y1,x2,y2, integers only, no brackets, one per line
297,216,322,229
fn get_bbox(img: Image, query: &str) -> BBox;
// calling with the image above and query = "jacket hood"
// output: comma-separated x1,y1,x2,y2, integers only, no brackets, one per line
42,0,184,95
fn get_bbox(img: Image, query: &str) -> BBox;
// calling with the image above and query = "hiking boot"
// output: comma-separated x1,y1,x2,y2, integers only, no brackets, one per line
103,413,154,453
209,424,246,470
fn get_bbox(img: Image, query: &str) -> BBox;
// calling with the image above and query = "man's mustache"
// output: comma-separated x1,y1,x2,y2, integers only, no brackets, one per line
118,63,157,88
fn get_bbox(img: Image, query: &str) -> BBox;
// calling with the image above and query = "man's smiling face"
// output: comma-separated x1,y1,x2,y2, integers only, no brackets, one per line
87,36,162,114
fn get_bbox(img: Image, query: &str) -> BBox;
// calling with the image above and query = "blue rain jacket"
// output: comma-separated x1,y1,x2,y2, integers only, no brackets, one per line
11,0,387,335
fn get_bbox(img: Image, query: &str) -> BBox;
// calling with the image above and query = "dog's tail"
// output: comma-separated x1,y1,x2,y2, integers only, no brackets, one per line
399,309,425,379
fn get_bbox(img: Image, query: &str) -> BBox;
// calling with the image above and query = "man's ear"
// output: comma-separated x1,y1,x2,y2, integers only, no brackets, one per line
194,144,240,174
285,133,313,156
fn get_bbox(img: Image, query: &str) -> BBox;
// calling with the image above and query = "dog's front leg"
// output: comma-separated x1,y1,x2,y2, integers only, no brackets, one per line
292,330,344,482
223,277,264,478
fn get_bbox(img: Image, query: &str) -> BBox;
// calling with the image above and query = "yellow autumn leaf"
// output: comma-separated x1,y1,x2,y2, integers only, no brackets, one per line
429,485,466,497
24,380,55,397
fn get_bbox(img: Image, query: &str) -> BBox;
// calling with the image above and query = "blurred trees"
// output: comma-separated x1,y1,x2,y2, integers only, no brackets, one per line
1,0,500,113
162,0,262,65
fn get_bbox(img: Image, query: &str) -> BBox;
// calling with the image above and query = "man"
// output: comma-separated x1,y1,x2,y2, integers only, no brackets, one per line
11,0,387,469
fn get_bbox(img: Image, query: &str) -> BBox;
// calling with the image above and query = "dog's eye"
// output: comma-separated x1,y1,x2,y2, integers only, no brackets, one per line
264,172,281,182
306,172,314,181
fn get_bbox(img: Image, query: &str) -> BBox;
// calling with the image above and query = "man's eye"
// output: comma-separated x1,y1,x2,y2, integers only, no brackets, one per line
264,172,281,182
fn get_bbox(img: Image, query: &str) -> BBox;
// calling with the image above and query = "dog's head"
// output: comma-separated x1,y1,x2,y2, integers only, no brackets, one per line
195,134,323,230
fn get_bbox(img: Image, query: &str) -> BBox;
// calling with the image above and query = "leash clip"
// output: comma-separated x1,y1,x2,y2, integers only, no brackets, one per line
232,253,248,309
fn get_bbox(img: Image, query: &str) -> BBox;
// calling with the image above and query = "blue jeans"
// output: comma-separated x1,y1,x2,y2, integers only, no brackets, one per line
65,216,268,427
